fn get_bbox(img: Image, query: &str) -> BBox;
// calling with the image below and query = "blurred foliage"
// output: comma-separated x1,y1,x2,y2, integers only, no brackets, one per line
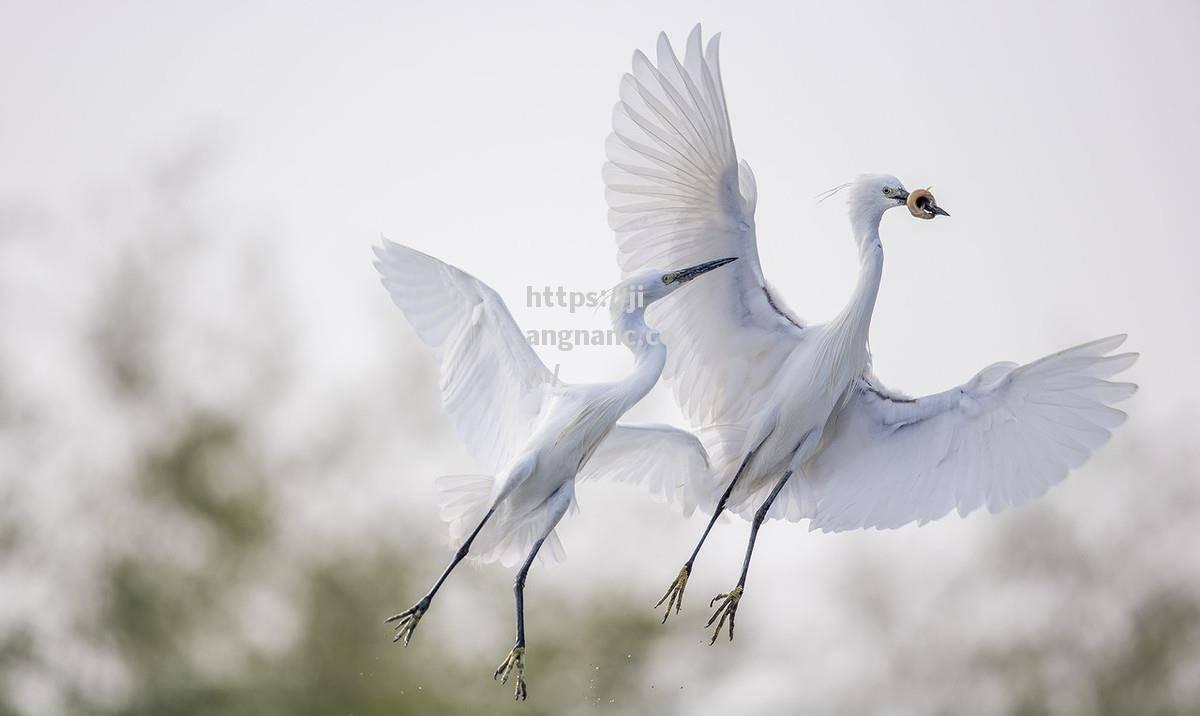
1,149,1197,716
136,412,274,550
0,151,680,716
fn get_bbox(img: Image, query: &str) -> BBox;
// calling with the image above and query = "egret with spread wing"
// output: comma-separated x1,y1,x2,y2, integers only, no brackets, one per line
373,240,733,698
603,26,1138,643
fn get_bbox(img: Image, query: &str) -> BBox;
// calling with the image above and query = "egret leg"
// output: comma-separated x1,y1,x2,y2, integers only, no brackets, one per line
494,482,571,701
707,469,793,645
386,507,495,646
656,450,757,623
493,536,545,701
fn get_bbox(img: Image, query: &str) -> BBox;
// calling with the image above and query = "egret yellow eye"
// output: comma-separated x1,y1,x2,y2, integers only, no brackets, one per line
882,187,893,197
662,273,675,284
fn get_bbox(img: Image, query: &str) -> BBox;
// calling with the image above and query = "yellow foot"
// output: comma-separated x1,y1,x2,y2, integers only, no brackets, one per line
384,598,429,647
493,645,527,701
706,585,743,645
654,564,691,623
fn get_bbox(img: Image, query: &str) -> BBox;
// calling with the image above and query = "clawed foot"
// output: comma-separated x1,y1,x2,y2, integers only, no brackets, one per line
493,645,527,701
706,585,743,645
385,597,430,647
654,564,691,623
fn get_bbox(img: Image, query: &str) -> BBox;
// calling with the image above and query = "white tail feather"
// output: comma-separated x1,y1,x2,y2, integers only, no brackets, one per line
435,474,495,546
434,474,567,567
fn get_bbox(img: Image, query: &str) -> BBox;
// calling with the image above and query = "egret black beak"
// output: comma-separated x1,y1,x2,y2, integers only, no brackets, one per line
929,204,950,217
894,188,910,203
668,256,738,284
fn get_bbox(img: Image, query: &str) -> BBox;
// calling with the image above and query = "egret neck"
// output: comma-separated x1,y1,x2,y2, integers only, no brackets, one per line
610,285,668,410
819,202,885,392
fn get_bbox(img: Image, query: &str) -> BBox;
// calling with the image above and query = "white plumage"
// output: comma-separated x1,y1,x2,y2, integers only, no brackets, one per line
604,26,1138,638
576,421,714,517
374,240,718,565
806,335,1137,532
375,240,552,479
374,239,733,696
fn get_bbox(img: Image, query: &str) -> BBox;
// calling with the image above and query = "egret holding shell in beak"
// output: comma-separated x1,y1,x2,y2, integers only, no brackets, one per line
604,25,1136,644
901,187,950,219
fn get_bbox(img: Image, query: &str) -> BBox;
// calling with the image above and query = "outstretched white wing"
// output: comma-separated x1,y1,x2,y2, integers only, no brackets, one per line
374,240,554,474
577,423,713,517
604,25,805,427
805,336,1139,532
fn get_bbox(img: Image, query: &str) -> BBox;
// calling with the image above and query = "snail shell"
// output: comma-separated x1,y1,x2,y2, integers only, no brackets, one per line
906,188,938,220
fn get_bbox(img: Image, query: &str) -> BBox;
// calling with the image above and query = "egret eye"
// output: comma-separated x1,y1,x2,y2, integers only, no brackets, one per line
882,187,893,197
662,273,675,285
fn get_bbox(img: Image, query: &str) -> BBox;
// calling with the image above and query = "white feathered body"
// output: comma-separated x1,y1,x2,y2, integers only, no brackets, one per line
696,205,887,518
729,318,872,511
375,240,711,566
605,26,1138,531
464,383,628,564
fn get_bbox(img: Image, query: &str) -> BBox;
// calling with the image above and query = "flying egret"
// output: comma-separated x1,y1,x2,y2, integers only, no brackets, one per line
373,240,732,698
603,26,1139,643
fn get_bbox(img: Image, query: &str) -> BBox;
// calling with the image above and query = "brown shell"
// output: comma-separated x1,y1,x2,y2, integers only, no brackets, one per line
906,188,938,220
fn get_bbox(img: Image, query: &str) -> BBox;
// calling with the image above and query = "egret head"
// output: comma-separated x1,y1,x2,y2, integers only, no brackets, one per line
610,257,738,323
844,174,949,223
646,256,738,303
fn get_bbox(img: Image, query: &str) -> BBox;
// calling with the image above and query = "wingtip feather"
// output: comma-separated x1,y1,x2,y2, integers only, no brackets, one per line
707,32,722,55
656,32,676,66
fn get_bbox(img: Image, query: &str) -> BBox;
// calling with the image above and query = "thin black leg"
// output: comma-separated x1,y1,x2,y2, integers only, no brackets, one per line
706,469,793,644
513,536,546,648
687,450,756,569
494,535,546,701
428,507,496,601
736,469,792,588
656,450,757,621
386,507,495,644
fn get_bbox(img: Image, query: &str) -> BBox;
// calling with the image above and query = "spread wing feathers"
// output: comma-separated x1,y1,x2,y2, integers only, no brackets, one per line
604,25,805,427
374,240,554,475
576,423,714,517
805,335,1139,533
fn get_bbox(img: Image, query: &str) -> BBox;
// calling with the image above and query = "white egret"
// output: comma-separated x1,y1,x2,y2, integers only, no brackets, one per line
603,26,1139,643
373,240,733,698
